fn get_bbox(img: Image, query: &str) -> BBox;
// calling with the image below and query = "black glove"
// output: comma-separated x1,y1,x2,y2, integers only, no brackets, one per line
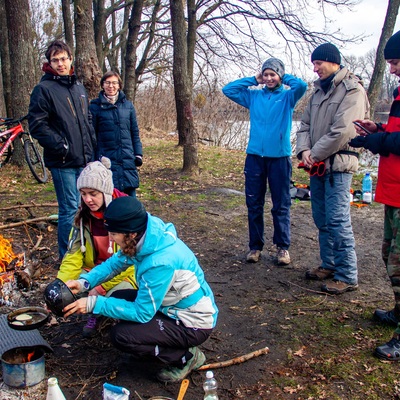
349,134,389,157
134,156,143,167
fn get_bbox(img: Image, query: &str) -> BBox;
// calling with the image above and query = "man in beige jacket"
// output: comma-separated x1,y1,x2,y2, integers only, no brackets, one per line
296,43,370,295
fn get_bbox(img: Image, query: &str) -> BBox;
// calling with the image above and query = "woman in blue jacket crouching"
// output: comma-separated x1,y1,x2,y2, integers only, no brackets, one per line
63,196,218,383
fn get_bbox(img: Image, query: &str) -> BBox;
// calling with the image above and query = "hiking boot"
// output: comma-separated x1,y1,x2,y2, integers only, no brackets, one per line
374,337,400,361
246,250,261,263
277,248,291,265
156,347,206,383
374,309,400,327
305,267,334,281
82,315,98,338
320,279,358,295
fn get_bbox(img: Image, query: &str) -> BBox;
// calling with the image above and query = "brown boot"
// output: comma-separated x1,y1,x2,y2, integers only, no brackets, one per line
321,279,358,295
305,267,334,281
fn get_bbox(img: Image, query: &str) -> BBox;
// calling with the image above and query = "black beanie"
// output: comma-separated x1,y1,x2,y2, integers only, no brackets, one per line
311,43,341,65
384,30,400,59
104,197,148,233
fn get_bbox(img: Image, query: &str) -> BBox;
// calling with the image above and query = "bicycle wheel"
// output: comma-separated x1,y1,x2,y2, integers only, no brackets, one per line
24,138,48,183
0,137,12,166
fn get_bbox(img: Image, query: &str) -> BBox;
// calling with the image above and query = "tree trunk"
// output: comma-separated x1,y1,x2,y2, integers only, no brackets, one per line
124,0,144,101
0,0,11,116
4,0,35,166
186,0,197,89
367,0,400,118
61,0,74,54
120,3,132,82
93,0,107,70
74,0,102,100
170,0,198,174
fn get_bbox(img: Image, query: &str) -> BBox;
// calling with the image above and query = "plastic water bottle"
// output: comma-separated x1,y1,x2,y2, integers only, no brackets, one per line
362,172,373,204
203,370,219,400
46,377,66,400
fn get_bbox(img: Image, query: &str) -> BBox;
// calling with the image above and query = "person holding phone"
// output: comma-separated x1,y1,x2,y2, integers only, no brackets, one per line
222,58,307,266
349,30,400,361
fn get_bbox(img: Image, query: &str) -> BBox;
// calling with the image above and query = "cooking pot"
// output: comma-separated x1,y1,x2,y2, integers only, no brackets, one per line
1,347,45,388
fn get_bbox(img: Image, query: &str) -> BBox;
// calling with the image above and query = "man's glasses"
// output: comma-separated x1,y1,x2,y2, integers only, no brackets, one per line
104,81,119,86
50,57,70,64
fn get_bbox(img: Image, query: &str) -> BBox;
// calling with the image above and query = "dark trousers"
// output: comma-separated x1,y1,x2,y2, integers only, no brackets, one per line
244,154,292,251
109,289,212,367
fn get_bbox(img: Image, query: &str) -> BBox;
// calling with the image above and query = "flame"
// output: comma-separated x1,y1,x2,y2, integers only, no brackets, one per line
26,350,35,362
0,234,17,272
0,234,24,289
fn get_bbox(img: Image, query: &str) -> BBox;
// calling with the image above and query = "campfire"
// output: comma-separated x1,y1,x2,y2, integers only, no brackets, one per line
0,234,25,304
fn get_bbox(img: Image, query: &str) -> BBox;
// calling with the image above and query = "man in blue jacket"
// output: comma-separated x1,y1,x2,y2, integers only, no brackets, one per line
222,59,307,266
28,40,96,261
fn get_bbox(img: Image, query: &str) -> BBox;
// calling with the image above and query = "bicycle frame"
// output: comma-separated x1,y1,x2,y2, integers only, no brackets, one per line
0,116,48,183
0,122,24,159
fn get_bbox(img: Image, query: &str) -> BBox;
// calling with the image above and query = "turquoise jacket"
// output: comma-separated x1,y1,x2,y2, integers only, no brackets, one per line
222,74,307,157
80,214,218,329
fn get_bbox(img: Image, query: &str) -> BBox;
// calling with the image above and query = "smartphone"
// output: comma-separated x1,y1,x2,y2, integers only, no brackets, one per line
353,121,371,135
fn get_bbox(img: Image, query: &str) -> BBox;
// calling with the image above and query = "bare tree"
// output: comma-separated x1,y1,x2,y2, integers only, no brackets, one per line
61,0,74,53
367,0,400,116
74,0,102,99
4,0,36,166
170,0,198,173
124,0,145,100
0,0,11,116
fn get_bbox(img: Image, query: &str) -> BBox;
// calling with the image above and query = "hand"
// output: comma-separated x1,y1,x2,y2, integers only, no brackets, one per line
135,156,143,167
301,150,315,169
255,72,264,85
63,298,88,318
353,119,377,136
349,135,367,148
349,133,389,156
66,280,83,294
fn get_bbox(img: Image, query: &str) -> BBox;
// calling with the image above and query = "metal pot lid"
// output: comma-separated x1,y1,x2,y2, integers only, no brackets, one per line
0,314,52,358
7,306,50,331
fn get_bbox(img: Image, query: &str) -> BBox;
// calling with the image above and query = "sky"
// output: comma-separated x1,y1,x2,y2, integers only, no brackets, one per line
327,0,400,57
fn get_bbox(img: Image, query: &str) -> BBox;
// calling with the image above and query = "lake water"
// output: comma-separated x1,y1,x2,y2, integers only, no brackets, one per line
216,119,378,171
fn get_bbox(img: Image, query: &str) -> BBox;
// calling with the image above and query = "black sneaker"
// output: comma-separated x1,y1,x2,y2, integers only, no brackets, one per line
374,337,400,361
374,309,400,327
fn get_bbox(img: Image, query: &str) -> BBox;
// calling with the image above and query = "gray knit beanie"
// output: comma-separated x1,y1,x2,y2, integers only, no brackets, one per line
261,58,285,78
77,157,114,206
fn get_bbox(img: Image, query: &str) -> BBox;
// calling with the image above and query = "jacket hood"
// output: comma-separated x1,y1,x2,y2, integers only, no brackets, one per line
41,63,77,86
135,214,177,260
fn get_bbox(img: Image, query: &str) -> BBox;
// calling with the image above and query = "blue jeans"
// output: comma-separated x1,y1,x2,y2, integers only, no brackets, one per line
50,167,82,259
310,172,357,285
244,154,292,251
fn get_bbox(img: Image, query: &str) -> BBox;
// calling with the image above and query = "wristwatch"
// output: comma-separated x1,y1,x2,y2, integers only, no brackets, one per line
82,280,90,290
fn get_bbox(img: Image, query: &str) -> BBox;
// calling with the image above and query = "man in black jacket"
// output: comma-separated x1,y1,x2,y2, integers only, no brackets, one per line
28,40,96,261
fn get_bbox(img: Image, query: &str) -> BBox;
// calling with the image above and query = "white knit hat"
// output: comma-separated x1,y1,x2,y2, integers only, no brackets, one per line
77,157,114,207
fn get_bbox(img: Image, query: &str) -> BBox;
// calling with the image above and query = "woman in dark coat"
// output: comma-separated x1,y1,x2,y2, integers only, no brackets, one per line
90,71,143,197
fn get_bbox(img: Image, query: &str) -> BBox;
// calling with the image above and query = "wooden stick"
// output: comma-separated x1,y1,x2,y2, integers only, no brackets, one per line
30,235,43,253
0,215,58,229
0,202,58,211
197,346,269,370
